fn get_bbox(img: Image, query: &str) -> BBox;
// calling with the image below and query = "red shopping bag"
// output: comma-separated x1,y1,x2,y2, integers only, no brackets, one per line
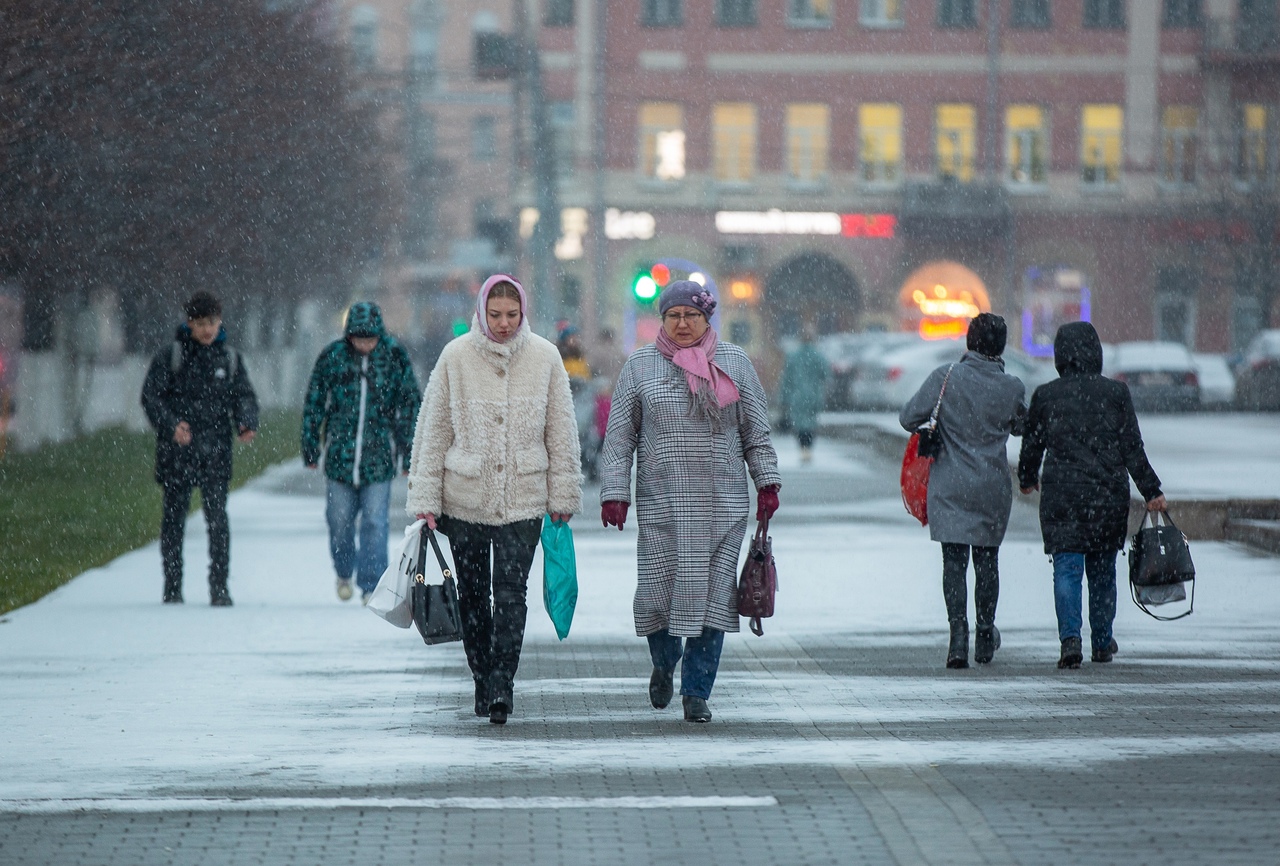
900,433,932,526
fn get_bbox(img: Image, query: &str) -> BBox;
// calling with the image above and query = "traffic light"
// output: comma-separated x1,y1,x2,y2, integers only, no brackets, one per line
631,262,671,303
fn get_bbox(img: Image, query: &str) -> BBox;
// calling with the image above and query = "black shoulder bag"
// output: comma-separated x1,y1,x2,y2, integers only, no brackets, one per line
412,526,463,644
1128,510,1195,621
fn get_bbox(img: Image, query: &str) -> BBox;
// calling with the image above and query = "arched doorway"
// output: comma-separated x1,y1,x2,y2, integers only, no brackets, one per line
898,261,990,339
765,252,861,336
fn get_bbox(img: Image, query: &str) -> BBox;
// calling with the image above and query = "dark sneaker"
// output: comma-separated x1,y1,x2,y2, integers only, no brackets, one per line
682,695,712,723
649,667,674,709
974,625,1001,664
1058,637,1083,669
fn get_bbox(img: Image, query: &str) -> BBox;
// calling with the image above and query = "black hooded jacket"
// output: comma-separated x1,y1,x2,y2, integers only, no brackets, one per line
1017,321,1162,553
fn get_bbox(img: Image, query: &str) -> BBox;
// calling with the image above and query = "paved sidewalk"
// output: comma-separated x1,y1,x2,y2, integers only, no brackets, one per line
2,442,1279,865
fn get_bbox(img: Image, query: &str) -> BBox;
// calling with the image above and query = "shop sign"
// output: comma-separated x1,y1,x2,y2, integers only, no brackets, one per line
715,210,896,238
1022,267,1090,357
605,208,656,240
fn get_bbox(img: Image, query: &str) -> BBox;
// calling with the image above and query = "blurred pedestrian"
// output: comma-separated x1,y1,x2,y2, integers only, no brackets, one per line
407,275,581,724
1018,321,1165,669
599,280,781,723
301,302,421,603
141,291,258,606
779,325,829,463
899,313,1026,669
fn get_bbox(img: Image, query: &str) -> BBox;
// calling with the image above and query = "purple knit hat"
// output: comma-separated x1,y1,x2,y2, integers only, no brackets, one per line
477,274,527,342
658,280,717,318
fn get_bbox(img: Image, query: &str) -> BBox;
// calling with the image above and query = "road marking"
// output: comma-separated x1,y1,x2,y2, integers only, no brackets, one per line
0,795,778,815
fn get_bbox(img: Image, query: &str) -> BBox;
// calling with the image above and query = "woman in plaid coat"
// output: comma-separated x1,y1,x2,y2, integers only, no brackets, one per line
599,280,781,723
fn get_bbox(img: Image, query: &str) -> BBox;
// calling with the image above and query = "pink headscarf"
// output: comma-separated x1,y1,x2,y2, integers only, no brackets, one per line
477,274,528,343
655,326,741,416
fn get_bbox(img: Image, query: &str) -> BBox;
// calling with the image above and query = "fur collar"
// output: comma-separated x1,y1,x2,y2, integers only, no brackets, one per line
466,315,531,370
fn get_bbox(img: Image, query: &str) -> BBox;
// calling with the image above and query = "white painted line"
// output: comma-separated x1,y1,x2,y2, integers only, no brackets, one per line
0,796,778,815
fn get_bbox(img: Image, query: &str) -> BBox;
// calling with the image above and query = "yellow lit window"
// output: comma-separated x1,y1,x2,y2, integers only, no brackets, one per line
1081,104,1123,186
1006,104,1047,185
860,103,902,184
787,103,829,182
1239,104,1268,185
638,102,685,181
860,0,903,26
936,103,976,182
714,102,757,183
1160,106,1197,186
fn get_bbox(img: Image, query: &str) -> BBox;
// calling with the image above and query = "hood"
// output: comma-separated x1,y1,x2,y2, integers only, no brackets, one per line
476,274,527,343
1054,321,1104,376
344,302,387,339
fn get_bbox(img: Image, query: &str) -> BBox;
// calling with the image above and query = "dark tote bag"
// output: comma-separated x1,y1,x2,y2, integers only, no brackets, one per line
1128,510,1195,621
737,518,777,637
411,525,463,645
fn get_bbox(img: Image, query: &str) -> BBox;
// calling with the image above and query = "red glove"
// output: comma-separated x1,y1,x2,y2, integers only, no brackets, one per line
756,486,780,522
601,501,629,530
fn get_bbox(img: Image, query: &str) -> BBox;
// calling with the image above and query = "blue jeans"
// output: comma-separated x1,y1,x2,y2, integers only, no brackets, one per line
647,628,725,701
325,479,391,595
1052,552,1117,651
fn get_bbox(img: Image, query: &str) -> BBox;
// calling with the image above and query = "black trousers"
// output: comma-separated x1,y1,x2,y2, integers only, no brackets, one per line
440,516,542,693
941,543,999,626
161,473,230,595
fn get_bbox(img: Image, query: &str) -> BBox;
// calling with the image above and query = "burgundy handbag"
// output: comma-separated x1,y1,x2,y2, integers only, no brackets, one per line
737,518,777,636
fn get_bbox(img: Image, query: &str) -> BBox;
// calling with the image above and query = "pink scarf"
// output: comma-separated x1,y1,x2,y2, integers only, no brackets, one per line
655,327,741,413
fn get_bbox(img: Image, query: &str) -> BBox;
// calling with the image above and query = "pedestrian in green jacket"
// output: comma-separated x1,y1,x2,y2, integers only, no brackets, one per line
301,302,421,601
779,326,829,463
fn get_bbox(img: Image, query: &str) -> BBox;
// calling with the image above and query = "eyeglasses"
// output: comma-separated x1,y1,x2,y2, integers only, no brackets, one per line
663,312,705,324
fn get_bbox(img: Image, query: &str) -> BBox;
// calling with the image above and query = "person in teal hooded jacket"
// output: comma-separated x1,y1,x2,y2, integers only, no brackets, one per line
302,302,421,601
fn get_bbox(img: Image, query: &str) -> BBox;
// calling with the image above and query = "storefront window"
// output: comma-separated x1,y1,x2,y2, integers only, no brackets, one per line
787,103,830,183
714,102,757,183
1081,104,1123,188
638,102,685,181
936,103,976,182
860,103,902,185
1006,104,1047,186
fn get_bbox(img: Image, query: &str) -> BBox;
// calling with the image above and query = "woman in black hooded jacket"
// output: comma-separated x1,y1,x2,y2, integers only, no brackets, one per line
1017,322,1166,669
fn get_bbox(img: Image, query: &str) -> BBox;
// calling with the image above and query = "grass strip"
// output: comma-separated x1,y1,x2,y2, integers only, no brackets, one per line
0,409,300,615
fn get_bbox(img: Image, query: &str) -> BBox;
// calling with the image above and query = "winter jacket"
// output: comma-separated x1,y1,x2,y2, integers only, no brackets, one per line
1017,321,1162,553
900,352,1026,547
780,342,829,433
406,318,582,526
141,325,259,485
599,342,781,638
301,335,421,487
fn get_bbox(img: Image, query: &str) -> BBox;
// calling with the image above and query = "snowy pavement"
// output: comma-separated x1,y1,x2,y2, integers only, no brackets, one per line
2,437,1280,864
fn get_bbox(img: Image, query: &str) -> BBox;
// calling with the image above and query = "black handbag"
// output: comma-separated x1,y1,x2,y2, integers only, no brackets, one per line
1128,510,1195,621
915,362,956,459
411,525,463,645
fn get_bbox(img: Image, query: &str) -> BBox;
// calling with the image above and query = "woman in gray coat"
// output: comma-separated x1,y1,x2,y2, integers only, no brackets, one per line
599,280,781,723
900,314,1026,669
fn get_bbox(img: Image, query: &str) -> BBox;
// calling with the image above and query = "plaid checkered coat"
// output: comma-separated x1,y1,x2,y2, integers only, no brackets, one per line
599,342,781,638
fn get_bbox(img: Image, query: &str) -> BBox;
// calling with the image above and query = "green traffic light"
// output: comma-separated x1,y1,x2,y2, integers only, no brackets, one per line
634,275,659,301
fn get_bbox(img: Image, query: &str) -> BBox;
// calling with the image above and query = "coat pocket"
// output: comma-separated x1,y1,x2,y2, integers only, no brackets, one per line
515,446,550,475
442,446,485,511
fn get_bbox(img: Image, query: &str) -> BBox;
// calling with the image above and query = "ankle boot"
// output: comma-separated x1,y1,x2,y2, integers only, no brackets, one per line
488,677,513,725
974,624,1001,664
1058,637,1083,669
947,620,969,669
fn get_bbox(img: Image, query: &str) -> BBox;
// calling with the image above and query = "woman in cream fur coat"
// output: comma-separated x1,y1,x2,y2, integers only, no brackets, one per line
407,275,582,724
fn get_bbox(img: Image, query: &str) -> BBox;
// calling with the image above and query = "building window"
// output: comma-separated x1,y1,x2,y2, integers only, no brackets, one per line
1083,0,1125,28
787,103,830,183
1237,104,1270,187
714,102,757,183
350,5,379,71
859,103,902,185
1006,104,1048,186
936,104,976,182
643,0,683,26
938,0,978,28
545,0,574,26
1160,106,1198,187
1155,267,1198,346
472,115,497,162
1081,104,1123,187
717,0,757,26
861,0,903,26
1162,0,1201,27
638,102,685,181
789,0,833,27
1010,0,1050,28
550,101,576,176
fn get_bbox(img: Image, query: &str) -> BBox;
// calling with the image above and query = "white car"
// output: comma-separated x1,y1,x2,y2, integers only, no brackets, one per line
1191,353,1236,409
1103,341,1200,412
850,337,1057,410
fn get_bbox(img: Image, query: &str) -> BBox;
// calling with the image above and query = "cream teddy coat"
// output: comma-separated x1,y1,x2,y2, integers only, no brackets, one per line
406,318,582,525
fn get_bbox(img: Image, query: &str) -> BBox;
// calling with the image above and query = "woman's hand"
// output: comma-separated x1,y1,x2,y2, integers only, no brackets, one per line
601,501,628,530
756,485,780,521
549,512,573,524
1145,494,1167,512
415,512,438,530
1020,483,1040,495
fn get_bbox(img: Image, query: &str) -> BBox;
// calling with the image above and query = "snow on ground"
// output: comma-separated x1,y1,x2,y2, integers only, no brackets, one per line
1,460,1279,802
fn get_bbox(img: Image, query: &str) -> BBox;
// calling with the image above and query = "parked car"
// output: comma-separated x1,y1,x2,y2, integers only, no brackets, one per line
1234,330,1280,410
1192,353,1236,410
817,331,916,410
849,336,1056,410
1103,341,1200,412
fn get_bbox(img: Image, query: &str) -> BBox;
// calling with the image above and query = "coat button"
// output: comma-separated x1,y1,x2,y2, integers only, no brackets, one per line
497,416,503,423
497,464,504,472
497,369,505,377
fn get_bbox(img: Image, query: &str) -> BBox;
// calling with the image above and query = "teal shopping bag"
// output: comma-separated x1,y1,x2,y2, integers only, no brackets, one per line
541,515,578,640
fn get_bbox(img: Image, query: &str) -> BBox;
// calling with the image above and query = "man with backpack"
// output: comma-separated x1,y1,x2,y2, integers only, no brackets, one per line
301,302,421,603
141,291,259,606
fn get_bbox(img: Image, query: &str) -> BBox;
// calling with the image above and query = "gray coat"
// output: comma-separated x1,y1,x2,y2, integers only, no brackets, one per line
900,353,1026,547
600,343,781,638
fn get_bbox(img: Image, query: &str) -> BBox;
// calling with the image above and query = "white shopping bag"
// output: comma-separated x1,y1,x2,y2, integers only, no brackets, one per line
367,519,425,628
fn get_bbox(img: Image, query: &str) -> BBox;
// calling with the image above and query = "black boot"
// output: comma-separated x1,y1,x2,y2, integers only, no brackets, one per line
488,677,513,725
1091,636,1118,663
947,620,969,669
649,667,674,710
473,679,489,717
974,624,1001,664
682,695,712,723
1058,637,1083,669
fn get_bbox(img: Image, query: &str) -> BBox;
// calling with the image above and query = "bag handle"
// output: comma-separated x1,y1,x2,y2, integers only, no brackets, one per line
924,362,957,429
1130,577,1194,621
415,526,454,585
